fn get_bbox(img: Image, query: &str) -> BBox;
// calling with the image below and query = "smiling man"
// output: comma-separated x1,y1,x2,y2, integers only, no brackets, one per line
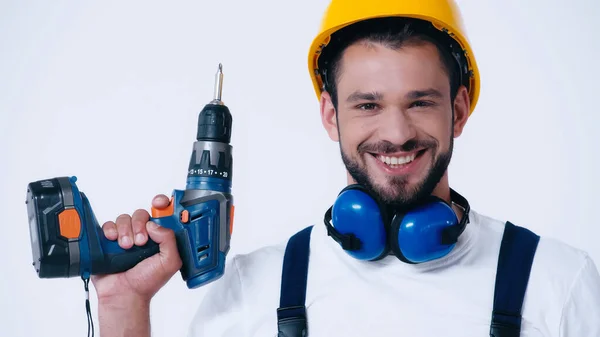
319,17,467,211
94,0,600,336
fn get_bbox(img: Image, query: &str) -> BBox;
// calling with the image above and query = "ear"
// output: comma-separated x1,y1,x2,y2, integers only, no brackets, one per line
320,91,339,142
452,86,471,138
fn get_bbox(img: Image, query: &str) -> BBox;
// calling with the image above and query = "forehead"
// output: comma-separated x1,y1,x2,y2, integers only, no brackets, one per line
335,41,450,98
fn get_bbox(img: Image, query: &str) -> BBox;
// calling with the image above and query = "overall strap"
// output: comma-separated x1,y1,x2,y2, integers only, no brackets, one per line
490,221,540,337
277,225,313,337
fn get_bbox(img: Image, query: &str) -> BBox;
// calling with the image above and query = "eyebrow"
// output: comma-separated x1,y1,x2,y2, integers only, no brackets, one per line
345,88,444,103
406,89,444,100
346,91,384,103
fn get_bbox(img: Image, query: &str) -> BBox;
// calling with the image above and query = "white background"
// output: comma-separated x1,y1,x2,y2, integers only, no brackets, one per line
1,0,599,336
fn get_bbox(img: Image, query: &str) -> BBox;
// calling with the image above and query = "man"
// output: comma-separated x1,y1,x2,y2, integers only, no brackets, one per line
93,0,600,336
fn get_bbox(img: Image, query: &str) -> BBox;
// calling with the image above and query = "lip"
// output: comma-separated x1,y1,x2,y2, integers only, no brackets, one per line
369,149,422,158
367,149,427,176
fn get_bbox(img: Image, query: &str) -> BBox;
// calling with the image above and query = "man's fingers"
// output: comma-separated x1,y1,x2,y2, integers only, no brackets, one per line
146,221,182,273
102,221,118,240
115,214,134,249
131,209,150,246
152,194,171,209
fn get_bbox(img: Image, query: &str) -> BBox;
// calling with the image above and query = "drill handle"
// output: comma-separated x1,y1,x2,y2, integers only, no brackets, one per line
81,194,161,275
96,231,160,274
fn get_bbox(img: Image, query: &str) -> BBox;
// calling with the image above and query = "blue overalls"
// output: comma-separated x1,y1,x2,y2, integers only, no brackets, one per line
276,221,540,337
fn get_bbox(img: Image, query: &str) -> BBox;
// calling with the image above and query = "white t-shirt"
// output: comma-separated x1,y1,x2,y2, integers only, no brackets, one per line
186,210,600,336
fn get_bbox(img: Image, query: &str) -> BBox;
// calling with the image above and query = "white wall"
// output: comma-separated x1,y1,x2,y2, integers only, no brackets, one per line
1,0,598,336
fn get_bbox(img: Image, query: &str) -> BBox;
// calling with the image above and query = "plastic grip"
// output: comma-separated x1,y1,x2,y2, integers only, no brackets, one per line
81,192,164,275
89,213,183,275
96,230,160,275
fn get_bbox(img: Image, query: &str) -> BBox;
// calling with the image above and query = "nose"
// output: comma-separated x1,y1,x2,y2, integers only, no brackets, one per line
376,108,417,145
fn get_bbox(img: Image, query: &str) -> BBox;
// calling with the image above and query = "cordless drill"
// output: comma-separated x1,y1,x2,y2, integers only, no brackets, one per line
26,64,234,289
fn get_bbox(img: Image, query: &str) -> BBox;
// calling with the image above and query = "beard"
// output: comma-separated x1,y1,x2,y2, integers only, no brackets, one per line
340,136,453,211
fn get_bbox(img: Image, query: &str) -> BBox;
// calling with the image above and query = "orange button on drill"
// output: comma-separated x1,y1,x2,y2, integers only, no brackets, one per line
151,196,174,218
58,208,81,240
180,210,190,223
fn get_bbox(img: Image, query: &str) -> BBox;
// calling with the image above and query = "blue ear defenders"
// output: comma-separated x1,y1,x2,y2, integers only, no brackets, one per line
323,184,470,263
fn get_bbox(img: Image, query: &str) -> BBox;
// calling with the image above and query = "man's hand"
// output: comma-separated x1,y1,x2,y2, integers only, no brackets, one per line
91,194,182,337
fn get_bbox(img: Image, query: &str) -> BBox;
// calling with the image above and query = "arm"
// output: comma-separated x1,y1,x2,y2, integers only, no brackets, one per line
98,295,151,337
559,254,600,336
92,199,183,337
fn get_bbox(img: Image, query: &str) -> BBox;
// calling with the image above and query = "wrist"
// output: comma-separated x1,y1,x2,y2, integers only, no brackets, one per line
97,295,151,337
98,292,150,310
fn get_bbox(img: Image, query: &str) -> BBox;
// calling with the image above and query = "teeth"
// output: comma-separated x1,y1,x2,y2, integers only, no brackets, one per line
378,153,417,166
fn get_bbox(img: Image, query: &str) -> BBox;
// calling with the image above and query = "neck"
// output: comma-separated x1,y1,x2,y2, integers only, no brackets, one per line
430,173,465,222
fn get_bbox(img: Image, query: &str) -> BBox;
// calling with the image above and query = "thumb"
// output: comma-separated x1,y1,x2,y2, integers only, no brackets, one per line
152,194,171,209
146,221,182,273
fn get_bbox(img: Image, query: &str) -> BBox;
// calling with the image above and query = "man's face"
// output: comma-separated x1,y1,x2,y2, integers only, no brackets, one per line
320,40,470,208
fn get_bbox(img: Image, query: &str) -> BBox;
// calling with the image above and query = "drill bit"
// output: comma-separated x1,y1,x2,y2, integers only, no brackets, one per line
212,63,224,105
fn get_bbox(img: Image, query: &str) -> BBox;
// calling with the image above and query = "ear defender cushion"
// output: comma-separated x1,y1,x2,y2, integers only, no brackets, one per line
389,198,459,264
331,186,388,261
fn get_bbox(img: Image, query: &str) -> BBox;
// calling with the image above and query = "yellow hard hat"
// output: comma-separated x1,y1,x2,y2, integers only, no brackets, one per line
308,0,480,115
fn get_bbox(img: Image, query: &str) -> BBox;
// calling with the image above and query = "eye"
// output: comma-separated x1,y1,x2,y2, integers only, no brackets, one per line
356,103,379,111
410,100,435,109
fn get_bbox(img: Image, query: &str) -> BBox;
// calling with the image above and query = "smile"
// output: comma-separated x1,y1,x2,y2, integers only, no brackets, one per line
368,149,427,172
377,153,416,167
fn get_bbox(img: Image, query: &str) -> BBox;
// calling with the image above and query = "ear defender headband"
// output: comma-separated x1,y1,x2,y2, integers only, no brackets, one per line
323,184,470,264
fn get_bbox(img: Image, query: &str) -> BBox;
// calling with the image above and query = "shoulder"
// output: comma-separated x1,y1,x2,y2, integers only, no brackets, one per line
531,235,600,333
472,211,600,331
230,239,287,287
231,225,318,280
471,210,591,275
475,210,593,286
186,238,290,336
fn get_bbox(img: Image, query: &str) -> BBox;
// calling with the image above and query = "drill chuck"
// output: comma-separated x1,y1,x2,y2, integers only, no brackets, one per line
196,63,232,143
196,104,232,143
